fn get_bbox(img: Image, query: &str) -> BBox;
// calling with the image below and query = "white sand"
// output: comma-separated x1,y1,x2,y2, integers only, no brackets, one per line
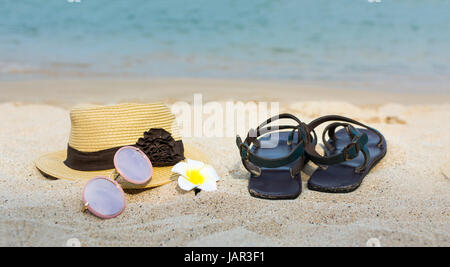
0,79,449,246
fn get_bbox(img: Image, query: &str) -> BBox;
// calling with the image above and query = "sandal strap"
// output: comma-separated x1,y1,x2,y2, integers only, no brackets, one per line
305,115,379,171
322,122,363,153
308,115,383,146
306,127,368,165
236,113,307,178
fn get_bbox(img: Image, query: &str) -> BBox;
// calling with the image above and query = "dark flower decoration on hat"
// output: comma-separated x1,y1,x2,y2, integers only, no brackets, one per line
136,128,185,167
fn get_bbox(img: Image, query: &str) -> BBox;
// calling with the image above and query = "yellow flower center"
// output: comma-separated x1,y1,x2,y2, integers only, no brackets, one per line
186,168,205,185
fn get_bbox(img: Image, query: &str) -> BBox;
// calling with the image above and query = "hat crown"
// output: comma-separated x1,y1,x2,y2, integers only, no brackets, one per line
68,103,180,152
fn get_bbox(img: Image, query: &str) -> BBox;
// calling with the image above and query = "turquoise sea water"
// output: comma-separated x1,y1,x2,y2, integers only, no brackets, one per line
1,0,449,92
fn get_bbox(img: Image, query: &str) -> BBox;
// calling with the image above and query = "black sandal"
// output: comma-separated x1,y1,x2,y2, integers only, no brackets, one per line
236,114,308,199
304,115,387,193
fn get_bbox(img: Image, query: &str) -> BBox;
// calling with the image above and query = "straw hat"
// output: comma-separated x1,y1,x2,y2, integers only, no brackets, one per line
35,103,208,189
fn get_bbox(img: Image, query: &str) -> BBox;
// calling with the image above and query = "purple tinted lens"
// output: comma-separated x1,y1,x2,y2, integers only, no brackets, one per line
83,178,125,218
115,147,152,184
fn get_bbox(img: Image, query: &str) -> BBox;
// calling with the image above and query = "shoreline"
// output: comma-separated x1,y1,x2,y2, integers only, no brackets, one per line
0,78,448,108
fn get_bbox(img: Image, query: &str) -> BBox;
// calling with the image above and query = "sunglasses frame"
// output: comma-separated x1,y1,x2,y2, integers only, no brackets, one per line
113,146,153,185
82,176,127,219
82,146,153,219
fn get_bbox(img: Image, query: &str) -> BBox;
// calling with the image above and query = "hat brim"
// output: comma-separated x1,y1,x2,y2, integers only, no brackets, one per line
35,144,209,189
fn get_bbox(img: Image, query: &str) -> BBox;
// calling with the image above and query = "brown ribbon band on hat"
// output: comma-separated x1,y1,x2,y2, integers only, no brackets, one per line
64,128,185,171
64,145,123,171
63,140,185,171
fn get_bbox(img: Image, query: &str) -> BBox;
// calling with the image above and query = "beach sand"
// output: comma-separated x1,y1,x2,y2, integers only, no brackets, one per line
0,79,449,246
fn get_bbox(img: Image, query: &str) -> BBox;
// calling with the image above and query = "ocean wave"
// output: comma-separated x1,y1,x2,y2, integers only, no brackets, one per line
0,62,37,74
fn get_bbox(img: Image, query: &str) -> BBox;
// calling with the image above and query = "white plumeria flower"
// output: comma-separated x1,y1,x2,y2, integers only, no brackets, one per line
171,159,220,192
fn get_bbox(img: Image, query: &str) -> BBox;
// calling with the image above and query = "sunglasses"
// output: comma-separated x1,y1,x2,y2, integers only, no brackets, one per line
81,146,153,219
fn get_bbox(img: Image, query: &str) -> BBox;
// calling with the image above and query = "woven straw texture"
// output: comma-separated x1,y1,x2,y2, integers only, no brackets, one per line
68,103,181,152
35,103,208,189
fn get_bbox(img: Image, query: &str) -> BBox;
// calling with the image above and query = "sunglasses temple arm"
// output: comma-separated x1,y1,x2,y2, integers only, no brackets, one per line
81,202,89,213
109,170,120,181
